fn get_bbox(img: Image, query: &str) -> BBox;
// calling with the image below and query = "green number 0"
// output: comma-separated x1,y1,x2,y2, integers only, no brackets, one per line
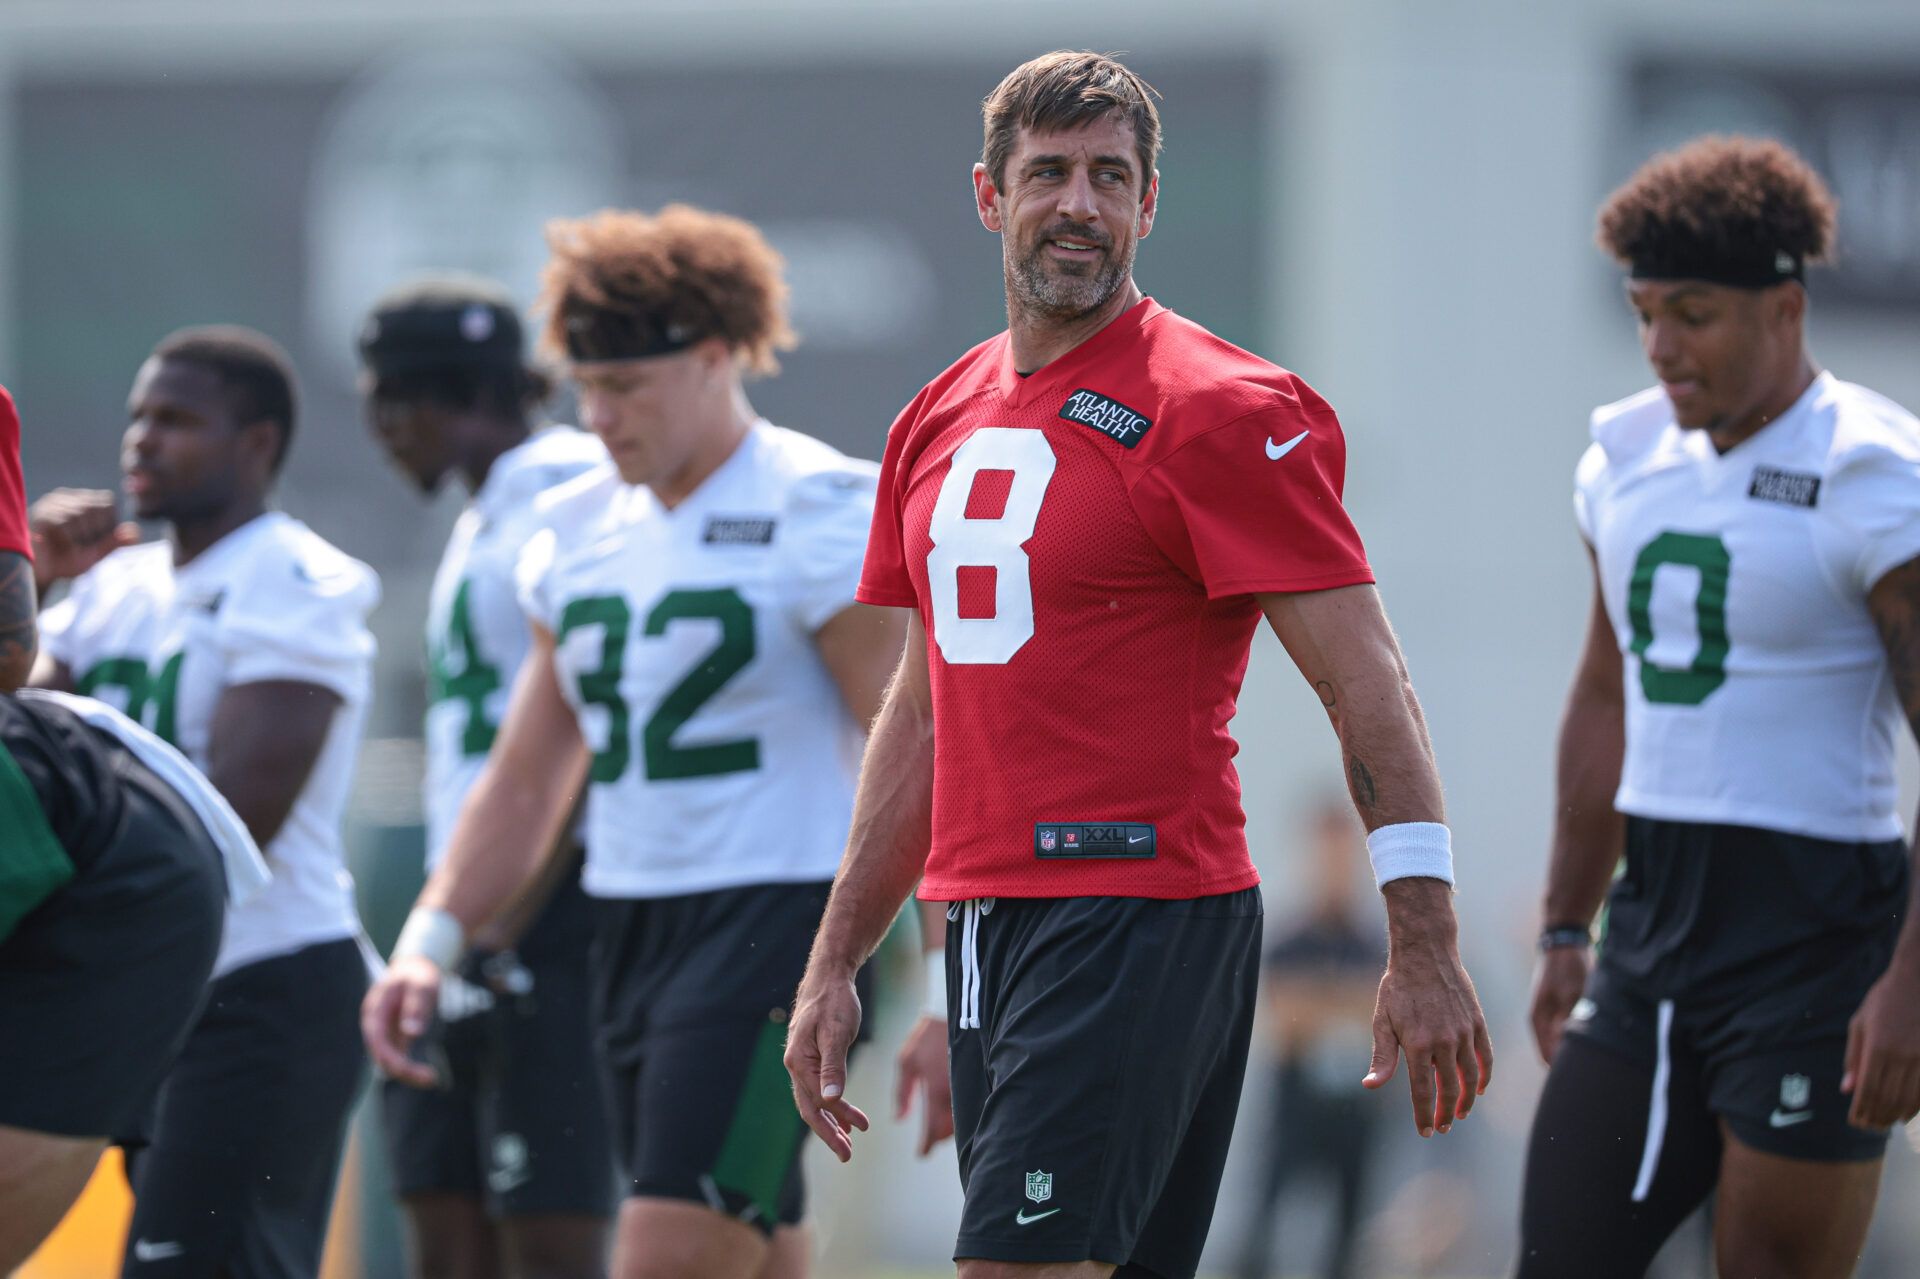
77,652,185,745
556,587,761,784
1627,531,1731,706
428,579,503,758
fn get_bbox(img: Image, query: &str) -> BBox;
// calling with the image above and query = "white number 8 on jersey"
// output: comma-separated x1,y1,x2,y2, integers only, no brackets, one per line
926,427,1057,665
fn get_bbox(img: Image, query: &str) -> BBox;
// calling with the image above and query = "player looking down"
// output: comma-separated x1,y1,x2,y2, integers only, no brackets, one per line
362,205,908,1279
359,275,614,1279
1520,136,1920,1278
785,50,1490,1279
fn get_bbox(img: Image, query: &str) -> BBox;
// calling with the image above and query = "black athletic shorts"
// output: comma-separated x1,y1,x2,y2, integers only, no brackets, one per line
945,888,1263,1279
121,936,369,1279
1566,816,1907,1163
381,869,614,1218
591,879,858,1235
0,732,225,1138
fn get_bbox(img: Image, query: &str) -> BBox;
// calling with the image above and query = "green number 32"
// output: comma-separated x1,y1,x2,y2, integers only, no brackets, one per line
1626,531,1731,706
557,587,761,783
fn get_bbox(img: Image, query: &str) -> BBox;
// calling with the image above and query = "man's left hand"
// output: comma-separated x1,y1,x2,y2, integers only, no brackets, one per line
894,1012,955,1156
1844,963,1920,1130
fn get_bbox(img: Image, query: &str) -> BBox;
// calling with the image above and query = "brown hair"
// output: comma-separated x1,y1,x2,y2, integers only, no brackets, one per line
1597,135,1837,273
536,205,796,376
981,51,1161,193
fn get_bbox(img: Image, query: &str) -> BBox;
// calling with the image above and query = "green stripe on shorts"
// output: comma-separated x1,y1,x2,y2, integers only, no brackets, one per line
710,1016,807,1226
0,739,73,943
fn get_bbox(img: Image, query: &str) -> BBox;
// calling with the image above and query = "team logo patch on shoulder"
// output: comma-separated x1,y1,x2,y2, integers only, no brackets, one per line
702,515,777,545
1748,466,1820,508
1059,388,1153,449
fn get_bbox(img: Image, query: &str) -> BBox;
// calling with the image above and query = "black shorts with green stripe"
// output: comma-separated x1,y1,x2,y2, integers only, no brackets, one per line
590,879,863,1232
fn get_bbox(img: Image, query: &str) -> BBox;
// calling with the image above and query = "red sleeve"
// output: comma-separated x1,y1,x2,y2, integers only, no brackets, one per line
0,385,30,559
854,388,929,609
1130,390,1372,599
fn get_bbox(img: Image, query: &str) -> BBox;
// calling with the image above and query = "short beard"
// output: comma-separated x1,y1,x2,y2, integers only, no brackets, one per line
1006,228,1135,323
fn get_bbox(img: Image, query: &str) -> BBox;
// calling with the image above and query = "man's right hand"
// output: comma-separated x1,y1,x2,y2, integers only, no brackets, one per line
28,488,138,592
783,964,871,1162
1529,944,1592,1065
361,953,446,1089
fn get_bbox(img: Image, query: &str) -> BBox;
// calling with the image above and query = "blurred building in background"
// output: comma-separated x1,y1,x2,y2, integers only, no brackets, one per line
4,1,1918,1275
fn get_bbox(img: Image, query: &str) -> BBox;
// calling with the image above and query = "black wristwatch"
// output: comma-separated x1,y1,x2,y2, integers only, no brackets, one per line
1537,925,1592,952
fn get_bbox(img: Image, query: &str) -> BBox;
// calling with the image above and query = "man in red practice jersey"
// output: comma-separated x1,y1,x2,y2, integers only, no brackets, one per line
0,385,35,688
785,51,1491,1279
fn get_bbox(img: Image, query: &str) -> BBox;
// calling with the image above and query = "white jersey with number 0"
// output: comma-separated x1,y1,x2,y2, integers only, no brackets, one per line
423,427,606,869
517,420,875,898
40,512,380,974
1576,372,1920,841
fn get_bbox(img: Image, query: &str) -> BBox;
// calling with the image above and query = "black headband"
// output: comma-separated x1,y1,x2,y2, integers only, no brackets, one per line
561,306,705,364
1629,246,1804,290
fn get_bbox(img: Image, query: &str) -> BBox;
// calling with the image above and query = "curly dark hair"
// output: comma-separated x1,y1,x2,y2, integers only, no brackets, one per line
1597,135,1838,276
536,205,796,377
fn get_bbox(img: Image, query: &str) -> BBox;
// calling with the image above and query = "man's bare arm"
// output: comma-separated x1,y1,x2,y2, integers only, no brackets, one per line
364,631,589,1085
204,681,342,849
786,611,935,1160
1260,583,1492,1137
0,551,36,691
1530,554,1626,1062
1845,554,1920,1128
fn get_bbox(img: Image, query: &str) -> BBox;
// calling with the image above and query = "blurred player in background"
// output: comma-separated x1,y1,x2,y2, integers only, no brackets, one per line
29,327,380,1279
362,205,909,1279
1233,799,1385,1279
358,276,613,1279
786,50,1488,1279
1521,136,1920,1278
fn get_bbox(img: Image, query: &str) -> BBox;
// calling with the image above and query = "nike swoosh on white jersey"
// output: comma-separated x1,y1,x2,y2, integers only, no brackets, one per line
1768,1108,1814,1128
1265,430,1309,461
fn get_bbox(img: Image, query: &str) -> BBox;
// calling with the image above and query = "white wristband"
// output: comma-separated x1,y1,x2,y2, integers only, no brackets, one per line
923,950,948,1019
1366,822,1454,888
391,906,465,971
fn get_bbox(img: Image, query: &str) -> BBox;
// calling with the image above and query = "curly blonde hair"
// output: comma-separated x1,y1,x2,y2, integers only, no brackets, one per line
536,205,796,376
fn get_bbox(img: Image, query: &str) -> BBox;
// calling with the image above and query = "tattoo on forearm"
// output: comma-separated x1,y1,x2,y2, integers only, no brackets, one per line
1315,680,1336,709
0,553,39,688
1346,754,1378,810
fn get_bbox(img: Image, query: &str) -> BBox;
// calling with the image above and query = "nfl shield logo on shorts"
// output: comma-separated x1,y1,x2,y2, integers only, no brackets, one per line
1780,1073,1811,1110
1026,1170,1053,1204
1040,828,1057,852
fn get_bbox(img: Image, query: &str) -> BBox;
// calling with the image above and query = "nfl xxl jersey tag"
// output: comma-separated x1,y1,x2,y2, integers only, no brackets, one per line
1035,823,1156,859
702,516,777,545
1059,389,1153,449
1748,466,1820,509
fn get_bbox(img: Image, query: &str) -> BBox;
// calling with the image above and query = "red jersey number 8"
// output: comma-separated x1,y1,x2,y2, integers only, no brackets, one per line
926,427,1057,664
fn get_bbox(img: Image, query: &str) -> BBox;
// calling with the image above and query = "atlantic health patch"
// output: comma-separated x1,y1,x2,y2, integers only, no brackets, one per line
1059,389,1153,449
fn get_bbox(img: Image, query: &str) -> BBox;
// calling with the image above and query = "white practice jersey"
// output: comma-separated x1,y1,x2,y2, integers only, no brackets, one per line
423,427,606,869
1577,372,1920,841
518,420,875,898
41,513,380,975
